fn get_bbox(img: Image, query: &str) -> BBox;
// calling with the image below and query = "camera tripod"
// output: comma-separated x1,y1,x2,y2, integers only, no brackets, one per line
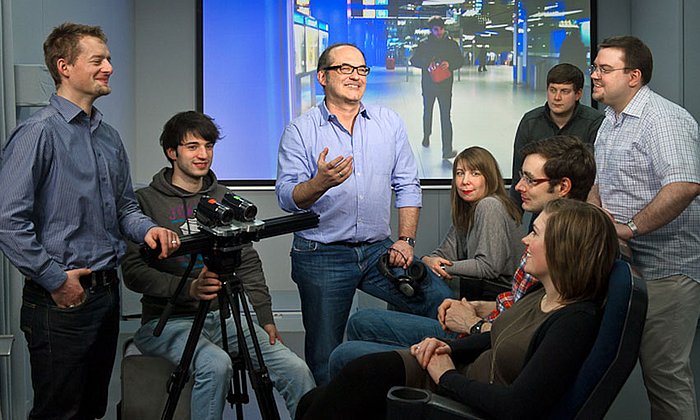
155,248,280,420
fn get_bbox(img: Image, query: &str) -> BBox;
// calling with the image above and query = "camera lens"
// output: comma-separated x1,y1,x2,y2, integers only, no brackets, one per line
223,192,258,222
195,196,235,226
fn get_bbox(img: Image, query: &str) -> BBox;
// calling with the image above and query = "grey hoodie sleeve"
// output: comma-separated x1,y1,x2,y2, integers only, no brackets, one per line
122,239,190,299
237,244,274,327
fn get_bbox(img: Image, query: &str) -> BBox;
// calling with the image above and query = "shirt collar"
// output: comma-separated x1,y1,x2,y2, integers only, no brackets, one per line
318,99,370,127
618,85,650,119
50,93,103,129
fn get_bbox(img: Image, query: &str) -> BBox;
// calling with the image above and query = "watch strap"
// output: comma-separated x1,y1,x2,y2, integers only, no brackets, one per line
398,236,416,247
470,319,486,335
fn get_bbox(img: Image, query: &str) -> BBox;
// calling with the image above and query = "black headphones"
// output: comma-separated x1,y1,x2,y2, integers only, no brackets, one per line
376,253,427,297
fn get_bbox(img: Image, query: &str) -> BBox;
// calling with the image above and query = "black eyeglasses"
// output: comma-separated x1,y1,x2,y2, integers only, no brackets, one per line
518,170,550,188
588,64,633,75
323,63,371,76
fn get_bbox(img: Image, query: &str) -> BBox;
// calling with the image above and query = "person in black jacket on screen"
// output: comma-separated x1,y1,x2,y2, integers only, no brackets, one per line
411,16,465,159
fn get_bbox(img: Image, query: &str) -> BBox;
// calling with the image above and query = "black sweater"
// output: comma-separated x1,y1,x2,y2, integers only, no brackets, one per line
410,34,464,89
438,295,601,420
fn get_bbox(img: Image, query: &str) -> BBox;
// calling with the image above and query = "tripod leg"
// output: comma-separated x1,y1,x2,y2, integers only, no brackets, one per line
161,299,211,420
222,279,281,420
218,293,248,420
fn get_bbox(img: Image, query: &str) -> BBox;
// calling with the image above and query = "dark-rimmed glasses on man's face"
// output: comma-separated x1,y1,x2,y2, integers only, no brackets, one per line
324,63,371,76
588,64,633,75
518,170,550,188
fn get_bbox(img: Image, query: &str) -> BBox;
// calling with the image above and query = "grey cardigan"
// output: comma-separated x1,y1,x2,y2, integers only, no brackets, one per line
428,196,524,289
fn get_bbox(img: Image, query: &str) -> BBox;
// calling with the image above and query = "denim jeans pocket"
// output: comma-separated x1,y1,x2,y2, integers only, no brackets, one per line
20,300,37,340
292,236,318,253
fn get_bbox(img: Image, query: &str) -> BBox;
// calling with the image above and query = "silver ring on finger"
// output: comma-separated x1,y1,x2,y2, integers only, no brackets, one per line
339,171,343,177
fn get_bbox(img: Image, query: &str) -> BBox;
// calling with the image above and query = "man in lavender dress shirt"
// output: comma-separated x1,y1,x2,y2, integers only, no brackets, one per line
276,43,454,384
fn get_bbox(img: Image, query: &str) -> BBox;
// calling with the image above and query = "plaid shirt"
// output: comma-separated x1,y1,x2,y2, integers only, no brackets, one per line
486,250,539,321
595,86,700,282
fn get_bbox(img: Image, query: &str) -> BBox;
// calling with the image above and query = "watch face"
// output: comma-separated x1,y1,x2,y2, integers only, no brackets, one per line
400,237,415,247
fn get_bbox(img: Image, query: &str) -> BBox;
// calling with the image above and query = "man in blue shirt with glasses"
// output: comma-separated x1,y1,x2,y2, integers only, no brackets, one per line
276,43,453,385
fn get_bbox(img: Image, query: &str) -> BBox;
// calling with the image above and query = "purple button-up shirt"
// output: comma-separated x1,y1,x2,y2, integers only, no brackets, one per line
0,94,155,291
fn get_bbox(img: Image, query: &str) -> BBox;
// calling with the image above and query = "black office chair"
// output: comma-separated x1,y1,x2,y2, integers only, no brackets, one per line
386,259,648,420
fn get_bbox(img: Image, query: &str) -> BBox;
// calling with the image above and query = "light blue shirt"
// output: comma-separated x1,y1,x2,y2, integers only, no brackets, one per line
0,94,156,291
276,100,421,244
595,86,700,282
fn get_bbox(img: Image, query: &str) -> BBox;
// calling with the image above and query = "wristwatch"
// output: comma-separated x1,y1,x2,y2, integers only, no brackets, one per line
626,219,639,237
398,236,416,247
470,319,486,335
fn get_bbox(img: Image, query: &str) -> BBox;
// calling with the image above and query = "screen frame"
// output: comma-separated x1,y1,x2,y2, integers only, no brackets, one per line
195,0,598,187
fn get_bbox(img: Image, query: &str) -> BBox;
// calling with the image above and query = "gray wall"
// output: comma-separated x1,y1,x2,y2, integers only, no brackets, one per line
12,0,136,152
133,0,197,183
596,0,699,120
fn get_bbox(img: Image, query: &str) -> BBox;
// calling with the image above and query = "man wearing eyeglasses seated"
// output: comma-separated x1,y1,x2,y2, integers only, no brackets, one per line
276,43,454,385
588,36,700,420
510,63,603,211
329,135,596,376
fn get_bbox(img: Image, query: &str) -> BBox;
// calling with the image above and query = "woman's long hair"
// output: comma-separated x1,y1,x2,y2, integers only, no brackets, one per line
543,199,618,304
451,147,522,233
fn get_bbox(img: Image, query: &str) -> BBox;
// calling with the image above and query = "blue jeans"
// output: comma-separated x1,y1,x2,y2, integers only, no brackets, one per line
291,237,455,384
328,308,459,377
134,310,315,419
20,280,120,420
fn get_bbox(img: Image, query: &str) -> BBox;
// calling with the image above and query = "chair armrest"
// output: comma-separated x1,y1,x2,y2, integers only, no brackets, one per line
386,386,490,420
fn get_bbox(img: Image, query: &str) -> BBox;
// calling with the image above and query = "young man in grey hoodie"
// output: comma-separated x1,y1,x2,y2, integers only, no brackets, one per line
121,111,315,419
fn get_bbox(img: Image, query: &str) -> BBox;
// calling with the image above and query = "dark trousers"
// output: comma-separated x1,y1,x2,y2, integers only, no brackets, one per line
422,87,453,155
296,351,405,420
460,278,510,302
20,280,120,420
